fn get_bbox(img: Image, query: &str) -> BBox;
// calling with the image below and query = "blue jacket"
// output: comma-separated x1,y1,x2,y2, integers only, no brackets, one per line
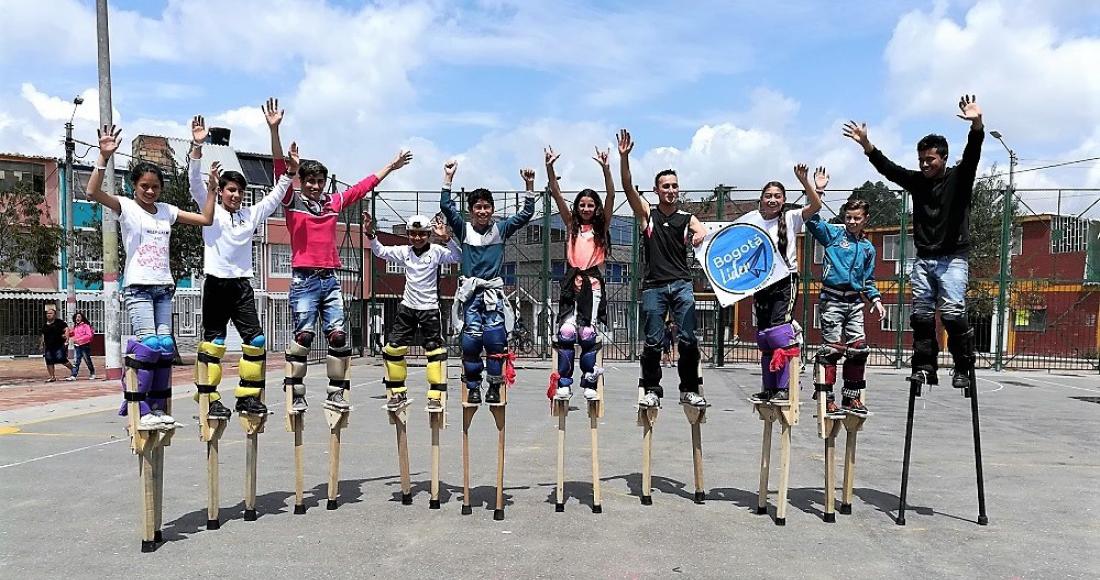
805,215,881,302
441,188,535,280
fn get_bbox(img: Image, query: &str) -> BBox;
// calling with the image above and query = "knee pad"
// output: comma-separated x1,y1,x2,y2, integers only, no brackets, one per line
193,341,226,403
840,340,868,387
943,316,975,369
909,313,939,369
461,333,484,387
294,331,315,349
141,336,160,349
557,323,578,346
813,344,843,386
425,347,448,391
213,336,226,346
235,344,266,399
326,329,347,349
483,326,507,355
248,334,266,348
578,326,597,344
157,335,175,353
120,338,159,417
285,339,310,380
676,340,701,392
640,343,663,390
383,343,409,394
326,345,351,395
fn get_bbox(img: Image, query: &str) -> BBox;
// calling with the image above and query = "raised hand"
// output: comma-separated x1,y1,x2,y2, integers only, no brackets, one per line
592,146,610,168
207,161,222,192
544,146,560,168
262,97,283,128
361,211,374,235
617,129,634,157
956,94,982,125
842,121,872,152
97,124,122,158
389,149,413,172
432,217,449,240
287,142,301,174
191,115,208,144
444,160,458,180
814,166,830,191
794,163,811,185
520,168,536,184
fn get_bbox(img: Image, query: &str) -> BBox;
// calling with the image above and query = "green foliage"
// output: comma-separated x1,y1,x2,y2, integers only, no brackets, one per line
829,180,907,228
0,181,64,276
967,165,1018,317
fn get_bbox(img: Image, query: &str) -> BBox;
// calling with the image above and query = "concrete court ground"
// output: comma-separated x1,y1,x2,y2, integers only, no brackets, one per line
1,358,1098,579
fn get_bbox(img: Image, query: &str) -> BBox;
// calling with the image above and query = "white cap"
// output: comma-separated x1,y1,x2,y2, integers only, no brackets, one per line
407,214,432,232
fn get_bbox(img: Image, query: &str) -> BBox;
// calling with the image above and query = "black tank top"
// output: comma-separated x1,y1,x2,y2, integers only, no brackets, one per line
642,207,691,289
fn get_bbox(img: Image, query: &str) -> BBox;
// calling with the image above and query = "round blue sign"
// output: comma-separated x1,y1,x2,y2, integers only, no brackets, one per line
703,223,776,294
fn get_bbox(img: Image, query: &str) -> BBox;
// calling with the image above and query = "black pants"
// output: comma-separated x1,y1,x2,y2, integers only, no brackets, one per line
388,305,443,349
202,275,262,342
753,274,798,331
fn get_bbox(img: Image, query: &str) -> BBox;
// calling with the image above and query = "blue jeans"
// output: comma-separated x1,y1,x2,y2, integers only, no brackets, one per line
72,344,95,377
289,269,344,337
462,289,506,335
123,284,175,339
460,289,507,389
640,279,700,394
909,254,968,318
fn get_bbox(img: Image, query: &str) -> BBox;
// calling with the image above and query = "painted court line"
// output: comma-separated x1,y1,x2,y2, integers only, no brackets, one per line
0,438,124,470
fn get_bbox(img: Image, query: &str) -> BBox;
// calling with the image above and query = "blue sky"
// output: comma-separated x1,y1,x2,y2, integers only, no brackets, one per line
3,0,1099,215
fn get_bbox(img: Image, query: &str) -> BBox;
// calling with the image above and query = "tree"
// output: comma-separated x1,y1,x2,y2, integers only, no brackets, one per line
0,182,64,276
830,180,907,228
966,164,1018,317
77,161,205,285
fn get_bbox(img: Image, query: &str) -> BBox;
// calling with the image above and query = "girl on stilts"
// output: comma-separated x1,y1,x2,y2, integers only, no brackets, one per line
743,164,825,403
545,145,616,401
85,124,217,428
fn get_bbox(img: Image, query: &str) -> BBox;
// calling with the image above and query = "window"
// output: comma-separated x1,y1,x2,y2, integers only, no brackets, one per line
813,240,825,265
525,224,542,245
551,260,566,281
1051,216,1090,254
0,160,46,193
606,263,628,284
339,247,360,270
609,220,632,246
440,263,453,275
386,261,405,275
1013,308,1047,331
550,227,567,243
502,263,516,286
882,234,917,261
812,303,821,329
269,244,292,277
881,303,912,332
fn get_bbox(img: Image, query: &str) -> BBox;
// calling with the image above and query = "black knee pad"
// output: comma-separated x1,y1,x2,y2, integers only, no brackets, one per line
326,330,347,349
424,339,443,352
941,313,970,337
909,313,939,369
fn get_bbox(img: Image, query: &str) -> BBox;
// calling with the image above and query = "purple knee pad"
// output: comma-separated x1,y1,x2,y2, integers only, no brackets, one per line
558,323,577,342
758,324,797,390
579,326,596,342
119,338,158,416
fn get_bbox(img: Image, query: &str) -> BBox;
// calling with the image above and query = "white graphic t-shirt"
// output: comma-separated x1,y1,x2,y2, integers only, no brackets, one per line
735,209,805,276
118,197,179,286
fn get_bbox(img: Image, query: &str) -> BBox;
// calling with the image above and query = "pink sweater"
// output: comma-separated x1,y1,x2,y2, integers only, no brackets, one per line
275,158,379,269
71,322,94,346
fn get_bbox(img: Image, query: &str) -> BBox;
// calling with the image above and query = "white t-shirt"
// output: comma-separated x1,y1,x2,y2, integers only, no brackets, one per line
118,197,179,286
736,209,805,275
370,238,462,310
188,158,288,278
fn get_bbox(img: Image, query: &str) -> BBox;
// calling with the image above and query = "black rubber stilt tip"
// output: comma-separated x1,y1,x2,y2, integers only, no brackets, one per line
839,503,852,515
429,499,441,510
141,540,158,553
206,519,220,530
555,502,565,512
294,504,306,515
823,513,836,523
756,506,768,515
640,495,653,506
244,509,257,521
896,517,906,526
591,504,602,514
326,499,338,510
694,491,706,504
978,515,989,526
775,517,786,526
154,531,162,543
461,505,472,515
401,493,413,506
493,508,505,521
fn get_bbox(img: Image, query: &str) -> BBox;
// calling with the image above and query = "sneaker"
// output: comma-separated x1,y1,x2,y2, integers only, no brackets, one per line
638,391,660,408
952,369,971,390
152,409,175,425
909,368,939,386
679,391,709,408
139,413,163,429
235,396,268,416
207,399,232,419
89,374,97,380
326,391,351,410
844,398,869,416
466,387,482,405
824,399,844,416
66,376,76,382
769,389,789,403
583,387,600,401
387,391,409,411
485,384,502,404
427,397,444,412
291,395,308,412
554,385,572,400
750,390,773,403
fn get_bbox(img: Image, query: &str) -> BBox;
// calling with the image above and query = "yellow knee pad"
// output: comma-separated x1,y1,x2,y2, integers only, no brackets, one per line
425,347,447,388
235,344,266,399
383,343,409,395
194,341,226,403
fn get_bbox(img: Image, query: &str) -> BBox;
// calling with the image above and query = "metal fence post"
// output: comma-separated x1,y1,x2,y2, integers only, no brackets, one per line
895,190,910,368
629,218,640,361
541,189,552,360
994,186,1013,371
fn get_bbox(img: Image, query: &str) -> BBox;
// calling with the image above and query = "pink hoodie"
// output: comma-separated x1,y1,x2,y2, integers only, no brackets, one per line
71,322,94,346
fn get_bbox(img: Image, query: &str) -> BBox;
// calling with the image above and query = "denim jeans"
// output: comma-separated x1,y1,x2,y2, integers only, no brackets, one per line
462,289,506,336
642,279,697,348
289,269,344,336
123,284,175,339
819,299,865,345
909,254,968,318
71,344,95,376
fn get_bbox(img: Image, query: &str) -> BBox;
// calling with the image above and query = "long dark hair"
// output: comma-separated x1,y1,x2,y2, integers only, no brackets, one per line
760,181,790,268
570,189,609,255
72,311,87,325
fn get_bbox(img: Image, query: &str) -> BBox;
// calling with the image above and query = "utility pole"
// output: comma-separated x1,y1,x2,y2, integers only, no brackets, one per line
64,97,84,329
990,130,1017,371
97,0,122,379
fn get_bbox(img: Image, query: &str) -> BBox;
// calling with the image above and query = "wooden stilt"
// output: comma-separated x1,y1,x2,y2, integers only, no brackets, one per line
238,391,267,521
752,356,800,525
197,392,227,530
637,387,658,505
554,400,567,512
460,386,477,516
822,419,843,522
756,416,773,516
489,383,507,521
324,406,350,510
588,348,604,513
427,390,446,510
388,400,412,506
285,381,306,515
682,359,707,504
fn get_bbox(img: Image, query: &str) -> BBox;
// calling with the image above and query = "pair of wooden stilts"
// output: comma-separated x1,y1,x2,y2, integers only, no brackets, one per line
637,361,707,506
382,388,447,509
125,365,174,553
551,349,605,513
196,393,267,529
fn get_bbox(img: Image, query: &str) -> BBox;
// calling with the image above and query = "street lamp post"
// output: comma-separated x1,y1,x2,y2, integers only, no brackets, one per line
989,130,1017,371
64,96,84,326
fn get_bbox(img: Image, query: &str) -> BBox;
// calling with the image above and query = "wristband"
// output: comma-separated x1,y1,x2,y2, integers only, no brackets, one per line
442,181,452,190
95,163,107,171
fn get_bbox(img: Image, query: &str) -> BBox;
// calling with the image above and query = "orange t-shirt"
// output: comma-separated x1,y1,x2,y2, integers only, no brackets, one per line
567,224,606,290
